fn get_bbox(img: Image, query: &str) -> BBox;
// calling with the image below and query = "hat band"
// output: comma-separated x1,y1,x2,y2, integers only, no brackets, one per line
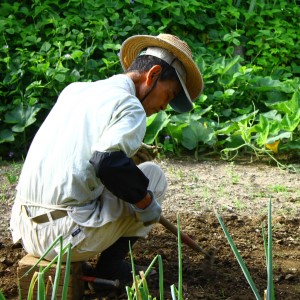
139,47,187,83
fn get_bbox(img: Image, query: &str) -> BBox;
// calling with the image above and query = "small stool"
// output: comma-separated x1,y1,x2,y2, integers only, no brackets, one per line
17,254,85,300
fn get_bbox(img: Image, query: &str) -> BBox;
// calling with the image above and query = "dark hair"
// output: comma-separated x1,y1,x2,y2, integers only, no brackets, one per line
126,54,179,82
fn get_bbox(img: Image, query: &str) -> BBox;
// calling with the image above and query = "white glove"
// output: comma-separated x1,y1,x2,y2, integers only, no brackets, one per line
131,191,162,226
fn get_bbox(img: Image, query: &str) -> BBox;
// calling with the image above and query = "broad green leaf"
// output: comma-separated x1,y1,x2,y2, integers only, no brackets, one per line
0,129,15,143
25,80,43,91
253,77,281,92
222,108,232,117
144,111,169,144
231,110,258,123
213,90,223,99
182,121,215,150
280,140,300,151
234,105,253,115
71,50,84,60
6,28,15,34
255,115,270,146
224,89,235,97
215,123,238,135
266,91,287,102
182,127,198,150
170,113,191,125
146,113,158,127
225,134,245,148
103,43,121,51
70,69,81,81
4,105,41,133
280,113,300,131
166,122,187,142
265,91,300,115
55,74,66,82
221,55,241,75
266,131,291,145
86,59,98,70
194,105,213,117
260,110,281,121
40,41,51,52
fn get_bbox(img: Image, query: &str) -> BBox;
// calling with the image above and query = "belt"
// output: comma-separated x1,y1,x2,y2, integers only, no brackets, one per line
31,210,68,224
21,205,69,224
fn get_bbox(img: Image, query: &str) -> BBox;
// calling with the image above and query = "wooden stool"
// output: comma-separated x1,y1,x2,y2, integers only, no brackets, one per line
17,254,85,300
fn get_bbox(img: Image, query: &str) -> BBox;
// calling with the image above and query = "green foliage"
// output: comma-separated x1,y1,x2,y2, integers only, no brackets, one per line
0,0,299,161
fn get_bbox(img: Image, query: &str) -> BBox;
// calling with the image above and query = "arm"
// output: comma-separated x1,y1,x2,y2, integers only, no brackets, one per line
89,150,150,205
89,150,161,224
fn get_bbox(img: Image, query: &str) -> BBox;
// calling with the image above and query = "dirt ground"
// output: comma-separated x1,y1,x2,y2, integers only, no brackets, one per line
1,156,300,299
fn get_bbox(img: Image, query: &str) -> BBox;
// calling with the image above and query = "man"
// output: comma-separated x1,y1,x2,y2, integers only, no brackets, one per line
10,33,203,284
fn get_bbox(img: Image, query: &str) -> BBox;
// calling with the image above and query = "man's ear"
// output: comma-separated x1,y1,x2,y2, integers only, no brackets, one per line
145,65,162,86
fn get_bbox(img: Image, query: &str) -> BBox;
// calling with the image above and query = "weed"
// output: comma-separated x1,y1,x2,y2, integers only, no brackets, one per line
4,172,18,184
270,184,288,193
234,198,247,210
202,186,212,207
184,184,193,195
176,169,184,180
0,184,8,202
229,162,240,184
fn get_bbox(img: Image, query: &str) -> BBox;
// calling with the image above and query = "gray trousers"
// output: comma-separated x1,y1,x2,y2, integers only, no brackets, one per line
10,162,167,262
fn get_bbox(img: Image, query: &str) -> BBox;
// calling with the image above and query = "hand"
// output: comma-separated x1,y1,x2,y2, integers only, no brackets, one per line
132,143,162,165
131,191,162,226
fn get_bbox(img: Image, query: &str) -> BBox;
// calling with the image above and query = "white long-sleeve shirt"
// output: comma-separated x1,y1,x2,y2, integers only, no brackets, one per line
15,74,146,227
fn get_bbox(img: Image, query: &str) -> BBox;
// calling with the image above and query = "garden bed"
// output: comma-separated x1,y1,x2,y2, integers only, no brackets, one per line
1,157,300,299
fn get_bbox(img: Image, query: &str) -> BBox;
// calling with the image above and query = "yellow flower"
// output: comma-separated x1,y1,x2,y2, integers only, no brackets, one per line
265,140,280,154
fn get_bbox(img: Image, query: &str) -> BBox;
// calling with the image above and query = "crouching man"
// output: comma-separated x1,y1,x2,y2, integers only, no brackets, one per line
10,33,203,284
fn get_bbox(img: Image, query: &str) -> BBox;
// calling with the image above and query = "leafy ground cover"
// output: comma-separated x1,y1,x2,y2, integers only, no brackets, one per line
1,157,300,299
1,0,300,160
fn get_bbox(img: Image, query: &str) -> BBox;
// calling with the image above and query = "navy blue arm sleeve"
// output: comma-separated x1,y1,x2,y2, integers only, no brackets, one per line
89,150,149,204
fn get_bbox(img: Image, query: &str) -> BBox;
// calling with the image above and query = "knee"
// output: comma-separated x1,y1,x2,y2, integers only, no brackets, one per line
138,162,167,203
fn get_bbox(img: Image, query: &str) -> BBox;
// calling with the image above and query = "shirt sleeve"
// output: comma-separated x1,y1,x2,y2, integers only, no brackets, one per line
89,150,149,204
92,96,146,158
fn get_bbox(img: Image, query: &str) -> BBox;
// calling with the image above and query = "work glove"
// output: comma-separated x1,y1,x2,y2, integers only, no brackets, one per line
131,191,162,226
132,143,161,165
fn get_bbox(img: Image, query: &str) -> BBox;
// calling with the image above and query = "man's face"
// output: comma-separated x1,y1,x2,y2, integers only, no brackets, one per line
139,65,181,116
142,79,181,116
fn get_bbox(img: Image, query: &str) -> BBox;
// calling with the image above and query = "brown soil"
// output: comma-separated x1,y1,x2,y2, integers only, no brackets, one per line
1,157,300,299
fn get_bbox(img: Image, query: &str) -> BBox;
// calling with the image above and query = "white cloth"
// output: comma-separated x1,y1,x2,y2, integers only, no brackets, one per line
12,74,146,228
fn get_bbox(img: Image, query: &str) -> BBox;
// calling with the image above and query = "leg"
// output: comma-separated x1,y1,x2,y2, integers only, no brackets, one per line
93,236,139,282
82,162,168,282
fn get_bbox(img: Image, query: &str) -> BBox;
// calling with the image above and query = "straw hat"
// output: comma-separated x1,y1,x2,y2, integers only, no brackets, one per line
120,33,204,113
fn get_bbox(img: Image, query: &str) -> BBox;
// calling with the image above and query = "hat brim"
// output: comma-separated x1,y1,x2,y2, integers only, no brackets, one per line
169,89,193,113
120,35,203,113
170,69,193,113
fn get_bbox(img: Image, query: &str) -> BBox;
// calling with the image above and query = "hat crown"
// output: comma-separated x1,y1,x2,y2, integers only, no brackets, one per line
157,34,193,59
